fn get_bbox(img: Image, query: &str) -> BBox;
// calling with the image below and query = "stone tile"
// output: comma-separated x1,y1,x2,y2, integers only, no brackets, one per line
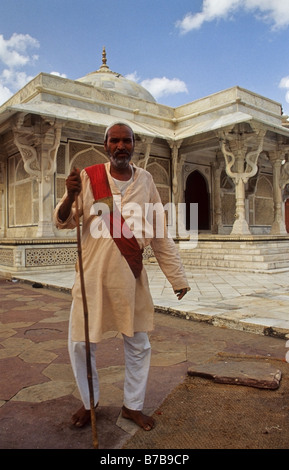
0,337,34,358
37,339,67,350
240,317,284,327
0,356,48,400
0,325,18,339
11,380,76,403
19,345,57,364
100,384,123,407
43,363,74,382
0,321,34,330
39,310,70,323
150,351,187,366
98,365,125,384
150,338,185,353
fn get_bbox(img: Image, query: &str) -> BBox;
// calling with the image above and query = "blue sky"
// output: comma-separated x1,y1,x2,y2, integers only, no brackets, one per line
1,0,289,114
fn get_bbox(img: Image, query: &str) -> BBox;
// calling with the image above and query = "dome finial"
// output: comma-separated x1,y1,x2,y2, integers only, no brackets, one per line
102,46,107,66
99,46,110,72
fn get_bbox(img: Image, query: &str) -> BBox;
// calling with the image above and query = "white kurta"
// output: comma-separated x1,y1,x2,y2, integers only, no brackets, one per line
54,162,189,343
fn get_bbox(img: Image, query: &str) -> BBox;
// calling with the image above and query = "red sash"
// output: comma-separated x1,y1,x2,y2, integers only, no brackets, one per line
85,163,143,278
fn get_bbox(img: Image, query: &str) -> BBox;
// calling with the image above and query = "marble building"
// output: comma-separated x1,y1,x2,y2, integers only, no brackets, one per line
1,48,289,274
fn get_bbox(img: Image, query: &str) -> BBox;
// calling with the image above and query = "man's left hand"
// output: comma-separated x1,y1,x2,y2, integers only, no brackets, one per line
174,288,189,300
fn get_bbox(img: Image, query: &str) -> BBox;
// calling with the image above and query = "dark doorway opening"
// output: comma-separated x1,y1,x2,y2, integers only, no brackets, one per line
285,199,289,233
185,170,210,231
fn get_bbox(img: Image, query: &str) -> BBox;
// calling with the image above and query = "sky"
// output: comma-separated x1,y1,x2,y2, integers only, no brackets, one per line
1,0,289,115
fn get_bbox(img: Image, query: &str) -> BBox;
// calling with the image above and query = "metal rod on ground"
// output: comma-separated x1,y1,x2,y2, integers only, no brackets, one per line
74,192,98,449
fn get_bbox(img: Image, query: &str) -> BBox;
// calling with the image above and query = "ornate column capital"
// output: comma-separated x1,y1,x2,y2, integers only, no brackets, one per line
218,127,265,184
217,125,265,235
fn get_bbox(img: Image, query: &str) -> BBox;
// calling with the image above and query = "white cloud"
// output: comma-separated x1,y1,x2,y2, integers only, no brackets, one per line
50,71,67,78
279,76,289,112
1,69,35,90
126,72,188,100
0,33,39,68
279,76,289,89
0,83,12,105
140,77,188,99
176,0,289,33
0,33,39,105
125,71,140,83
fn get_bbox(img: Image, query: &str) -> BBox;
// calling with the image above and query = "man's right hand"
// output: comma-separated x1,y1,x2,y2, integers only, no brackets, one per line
66,167,81,201
58,168,81,222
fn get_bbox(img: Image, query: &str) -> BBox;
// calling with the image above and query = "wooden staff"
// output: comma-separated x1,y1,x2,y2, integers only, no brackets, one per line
74,192,98,449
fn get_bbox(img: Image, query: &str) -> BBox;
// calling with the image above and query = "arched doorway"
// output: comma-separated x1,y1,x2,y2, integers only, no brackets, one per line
185,170,210,231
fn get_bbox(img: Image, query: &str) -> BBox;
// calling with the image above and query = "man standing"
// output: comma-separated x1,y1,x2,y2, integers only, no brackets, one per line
54,122,190,431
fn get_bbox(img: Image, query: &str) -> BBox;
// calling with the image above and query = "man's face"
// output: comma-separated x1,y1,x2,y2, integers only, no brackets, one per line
104,124,135,171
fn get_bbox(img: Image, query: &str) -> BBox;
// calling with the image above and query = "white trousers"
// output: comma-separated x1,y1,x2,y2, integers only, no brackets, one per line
68,323,151,411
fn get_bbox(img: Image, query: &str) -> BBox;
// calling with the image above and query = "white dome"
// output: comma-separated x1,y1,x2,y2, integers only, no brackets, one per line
77,48,156,103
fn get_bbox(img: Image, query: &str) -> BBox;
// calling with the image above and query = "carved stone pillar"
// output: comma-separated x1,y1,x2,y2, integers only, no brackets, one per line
13,114,62,237
218,125,265,235
170,140,184,205
37,125,62,237
212,152,224,234
233,177,250,234
270,144,289,235
170,140,185,237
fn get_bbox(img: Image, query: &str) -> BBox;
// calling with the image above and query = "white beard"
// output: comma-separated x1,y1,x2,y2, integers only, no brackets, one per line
109,152,132,170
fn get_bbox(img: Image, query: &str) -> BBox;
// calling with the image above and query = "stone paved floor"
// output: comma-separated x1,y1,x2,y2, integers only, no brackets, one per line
13,263,289,337
1,265,289,449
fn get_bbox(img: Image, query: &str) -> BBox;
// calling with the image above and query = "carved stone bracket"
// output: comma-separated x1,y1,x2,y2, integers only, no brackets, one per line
43,120,62,181
12,114,41,181
137,136,154,170
12,113,62,182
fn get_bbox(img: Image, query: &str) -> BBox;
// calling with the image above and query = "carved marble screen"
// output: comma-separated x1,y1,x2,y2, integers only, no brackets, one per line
55,141,108,204
253,175,274,225
146,158,171,206
8,153,38,227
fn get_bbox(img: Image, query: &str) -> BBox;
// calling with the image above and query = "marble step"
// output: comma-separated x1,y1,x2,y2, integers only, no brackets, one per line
178,240,289,271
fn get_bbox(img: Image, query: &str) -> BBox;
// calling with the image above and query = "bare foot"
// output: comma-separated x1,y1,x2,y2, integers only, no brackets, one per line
122,405,155,431
71,404,98,428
